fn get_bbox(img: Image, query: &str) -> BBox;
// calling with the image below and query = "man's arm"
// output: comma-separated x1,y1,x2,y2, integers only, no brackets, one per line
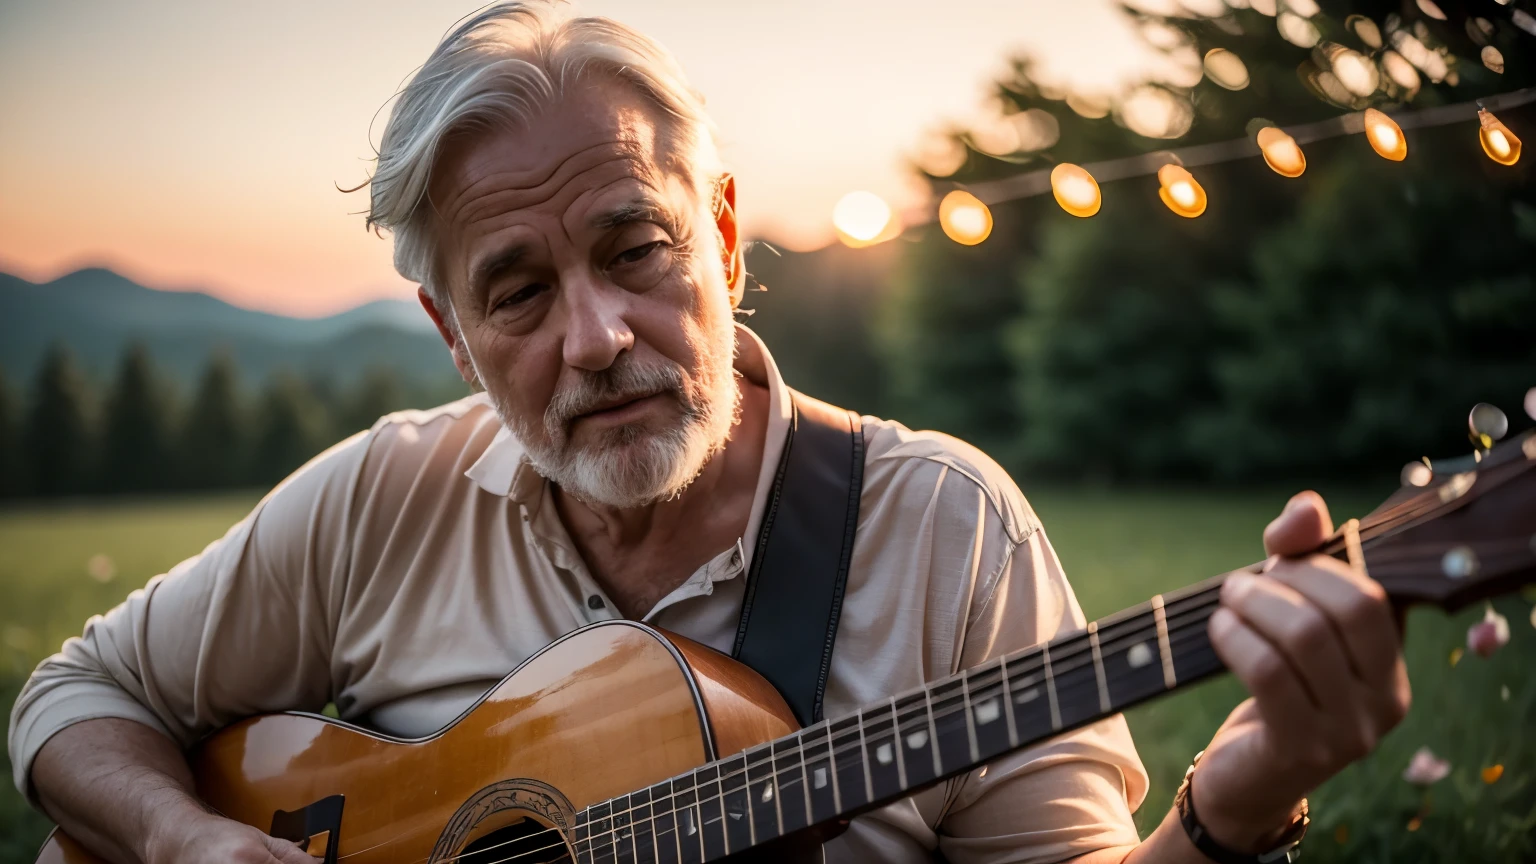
10,432,373,863
31,719,313,864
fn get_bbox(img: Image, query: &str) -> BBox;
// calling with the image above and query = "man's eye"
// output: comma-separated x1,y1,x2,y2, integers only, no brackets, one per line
497,283,549,309
612,241,665,267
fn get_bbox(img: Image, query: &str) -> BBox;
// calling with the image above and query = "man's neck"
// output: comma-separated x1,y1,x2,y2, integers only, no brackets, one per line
552,376,771,619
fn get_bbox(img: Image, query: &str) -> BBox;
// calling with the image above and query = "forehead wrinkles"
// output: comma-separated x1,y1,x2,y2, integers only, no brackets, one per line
436,139,657,229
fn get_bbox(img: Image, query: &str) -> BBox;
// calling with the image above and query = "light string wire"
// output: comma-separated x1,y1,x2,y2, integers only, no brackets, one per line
906,85,1536,220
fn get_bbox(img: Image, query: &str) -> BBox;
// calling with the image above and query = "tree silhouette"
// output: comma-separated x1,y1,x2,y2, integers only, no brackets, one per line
248,371,331,486
339,367,405,435
99,343,177,494
0,367,19,498
179,351,246,490
23,344,95,497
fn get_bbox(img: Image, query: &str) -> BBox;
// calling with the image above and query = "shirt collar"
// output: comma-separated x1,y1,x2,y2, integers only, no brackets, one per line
464,323,793,546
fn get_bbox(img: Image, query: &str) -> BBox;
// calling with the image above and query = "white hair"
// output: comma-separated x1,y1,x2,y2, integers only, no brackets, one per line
365,0,721,311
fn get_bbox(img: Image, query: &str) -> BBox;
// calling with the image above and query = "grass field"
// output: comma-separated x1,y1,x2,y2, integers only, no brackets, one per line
1,488,1532,862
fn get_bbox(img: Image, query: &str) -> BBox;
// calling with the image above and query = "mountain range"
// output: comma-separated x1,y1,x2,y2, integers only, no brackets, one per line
0,268,457,389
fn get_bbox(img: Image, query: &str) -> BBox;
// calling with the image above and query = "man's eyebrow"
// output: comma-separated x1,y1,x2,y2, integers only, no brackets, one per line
589,199,668,231
469,244,530,295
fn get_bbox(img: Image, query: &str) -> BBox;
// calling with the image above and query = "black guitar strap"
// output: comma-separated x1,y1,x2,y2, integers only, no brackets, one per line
732,391,864,727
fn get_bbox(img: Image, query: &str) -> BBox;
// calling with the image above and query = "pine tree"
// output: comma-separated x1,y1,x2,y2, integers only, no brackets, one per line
340,367,405,435
0,367,20,498
248,371,331,486
99,343,177,494
179,351,246,490
23,344,95,497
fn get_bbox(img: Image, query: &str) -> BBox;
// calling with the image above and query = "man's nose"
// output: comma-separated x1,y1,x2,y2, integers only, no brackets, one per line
561,275,635,372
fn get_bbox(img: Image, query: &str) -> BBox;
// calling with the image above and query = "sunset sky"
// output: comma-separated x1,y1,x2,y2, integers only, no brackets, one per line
0,1,1177,316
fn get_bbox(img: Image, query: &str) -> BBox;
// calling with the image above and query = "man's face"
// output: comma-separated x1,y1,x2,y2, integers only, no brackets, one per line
426,79,740,508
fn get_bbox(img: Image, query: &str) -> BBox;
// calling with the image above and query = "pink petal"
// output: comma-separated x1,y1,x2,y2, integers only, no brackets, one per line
1468,606,1511,658
1403,747,1451,785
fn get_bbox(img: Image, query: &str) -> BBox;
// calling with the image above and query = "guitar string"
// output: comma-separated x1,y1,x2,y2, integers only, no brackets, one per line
545,592,1227,859
333,589,1226,864
501,616,1225,864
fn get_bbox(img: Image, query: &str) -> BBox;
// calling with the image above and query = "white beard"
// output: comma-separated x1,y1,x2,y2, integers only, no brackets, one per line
486,303,739,510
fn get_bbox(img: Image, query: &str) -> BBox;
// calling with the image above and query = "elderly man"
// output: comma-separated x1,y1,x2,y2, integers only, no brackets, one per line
10,3,1410,863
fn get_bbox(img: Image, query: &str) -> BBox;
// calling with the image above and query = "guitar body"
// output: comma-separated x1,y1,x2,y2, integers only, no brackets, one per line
35,621,825,864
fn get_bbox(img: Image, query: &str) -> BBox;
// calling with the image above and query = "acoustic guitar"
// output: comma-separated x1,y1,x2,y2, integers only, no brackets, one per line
35,424,1536,864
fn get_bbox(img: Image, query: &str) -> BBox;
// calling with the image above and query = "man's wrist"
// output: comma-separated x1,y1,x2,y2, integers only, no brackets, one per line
1178,753,1308,860
137,788,218,864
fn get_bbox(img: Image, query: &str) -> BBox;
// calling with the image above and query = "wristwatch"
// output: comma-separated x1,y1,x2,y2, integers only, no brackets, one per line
1174,751,1309,864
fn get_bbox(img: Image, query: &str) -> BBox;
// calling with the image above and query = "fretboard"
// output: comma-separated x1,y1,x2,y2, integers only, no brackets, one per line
572,575,1232,863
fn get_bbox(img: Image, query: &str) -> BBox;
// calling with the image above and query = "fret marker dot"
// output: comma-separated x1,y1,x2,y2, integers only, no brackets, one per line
876,743,894,764
906,730,929,750
814,767,828,789
975,697,1001,725
1127,642,1153,669
761,783,774,803
728,811,741,821
1015,687,1039,704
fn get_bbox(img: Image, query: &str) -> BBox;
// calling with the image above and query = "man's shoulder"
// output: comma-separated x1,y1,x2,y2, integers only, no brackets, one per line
859,414,1040,546
356,392,504,483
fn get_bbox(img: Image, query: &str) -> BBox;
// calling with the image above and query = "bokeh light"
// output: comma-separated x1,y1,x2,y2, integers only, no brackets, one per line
1278,13,1321,48
832,191,894,247
1481,46,1505,74
1256,127,1306,177
1202,49,1250,91
1346,15,1383,49
1478,109,1522,166
1330,47,1379,98
1363,108,1407,161
939,190,993,245
1119,86,1194,139
1050,163,1102,218
1381,50,1422,94
1156,164,1206,218
1400,461,1433,488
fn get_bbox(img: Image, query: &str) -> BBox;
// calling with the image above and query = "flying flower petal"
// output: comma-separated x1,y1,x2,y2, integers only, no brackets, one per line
1403,747,1451,785
1468,605,1511,658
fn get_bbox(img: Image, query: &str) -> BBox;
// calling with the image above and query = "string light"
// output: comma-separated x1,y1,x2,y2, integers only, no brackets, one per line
1256,127,1306,177
831,191,894,247
1049,163,1101,217
1478,108,1522,166
939,190,993,245
1363,108,1408,161
1156,164,1207,218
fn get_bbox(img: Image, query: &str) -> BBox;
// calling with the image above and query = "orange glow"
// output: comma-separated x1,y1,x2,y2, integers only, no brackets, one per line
1049,163,1101,218
1156,164,1206,218
1363,108,1407,161
1256,127,1306,178
1478,109,1522,166
938,190,993,246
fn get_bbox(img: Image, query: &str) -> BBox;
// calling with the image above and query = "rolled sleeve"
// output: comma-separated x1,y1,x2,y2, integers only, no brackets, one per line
7,432,371,802
938,529,1149,864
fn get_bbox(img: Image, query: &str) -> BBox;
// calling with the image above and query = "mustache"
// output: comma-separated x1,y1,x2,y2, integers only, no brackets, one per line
543,357,688,436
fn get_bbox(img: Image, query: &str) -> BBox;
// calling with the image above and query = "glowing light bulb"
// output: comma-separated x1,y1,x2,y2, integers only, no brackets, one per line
1156,164,1206,218
1478,109,1522,166
938,190,993,245
1256,127,1306,177
1049,163,1101,218
832,191,894,247
1363,108,1407,161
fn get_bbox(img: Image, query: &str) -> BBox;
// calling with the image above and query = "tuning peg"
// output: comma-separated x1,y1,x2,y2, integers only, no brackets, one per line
1468,402,1508,451
1400,460,1433,487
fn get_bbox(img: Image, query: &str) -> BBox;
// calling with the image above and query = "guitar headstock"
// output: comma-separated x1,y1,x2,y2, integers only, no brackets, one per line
1336,395,1536,612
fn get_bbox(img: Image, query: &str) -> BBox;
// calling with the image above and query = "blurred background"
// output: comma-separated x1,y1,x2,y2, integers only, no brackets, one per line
2,1,1534,861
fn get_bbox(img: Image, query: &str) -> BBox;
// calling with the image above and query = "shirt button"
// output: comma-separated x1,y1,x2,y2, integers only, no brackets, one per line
587,595,605,610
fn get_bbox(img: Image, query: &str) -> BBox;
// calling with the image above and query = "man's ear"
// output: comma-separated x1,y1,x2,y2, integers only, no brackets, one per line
418,287,477,386
713,174,746,309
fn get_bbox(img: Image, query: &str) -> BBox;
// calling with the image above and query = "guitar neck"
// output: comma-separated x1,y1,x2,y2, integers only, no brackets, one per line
572,573,1235,862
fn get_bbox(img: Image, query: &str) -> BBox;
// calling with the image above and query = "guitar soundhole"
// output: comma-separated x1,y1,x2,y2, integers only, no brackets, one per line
458,817,571,864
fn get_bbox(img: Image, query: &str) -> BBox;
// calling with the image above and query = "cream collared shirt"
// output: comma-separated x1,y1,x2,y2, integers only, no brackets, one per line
9,326,1147,863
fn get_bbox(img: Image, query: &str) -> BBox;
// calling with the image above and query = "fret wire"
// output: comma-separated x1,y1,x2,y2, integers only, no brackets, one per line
797,728,813,830
960,673,980,764
828,719,844,817
890,697,909,789
1152,594,1177,689
1042,642,1062,731
1087,622,1110,714
923,685,942,777
856,708,874,804
768,739,784,839
576,589,1228,851
999,655,1020,749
